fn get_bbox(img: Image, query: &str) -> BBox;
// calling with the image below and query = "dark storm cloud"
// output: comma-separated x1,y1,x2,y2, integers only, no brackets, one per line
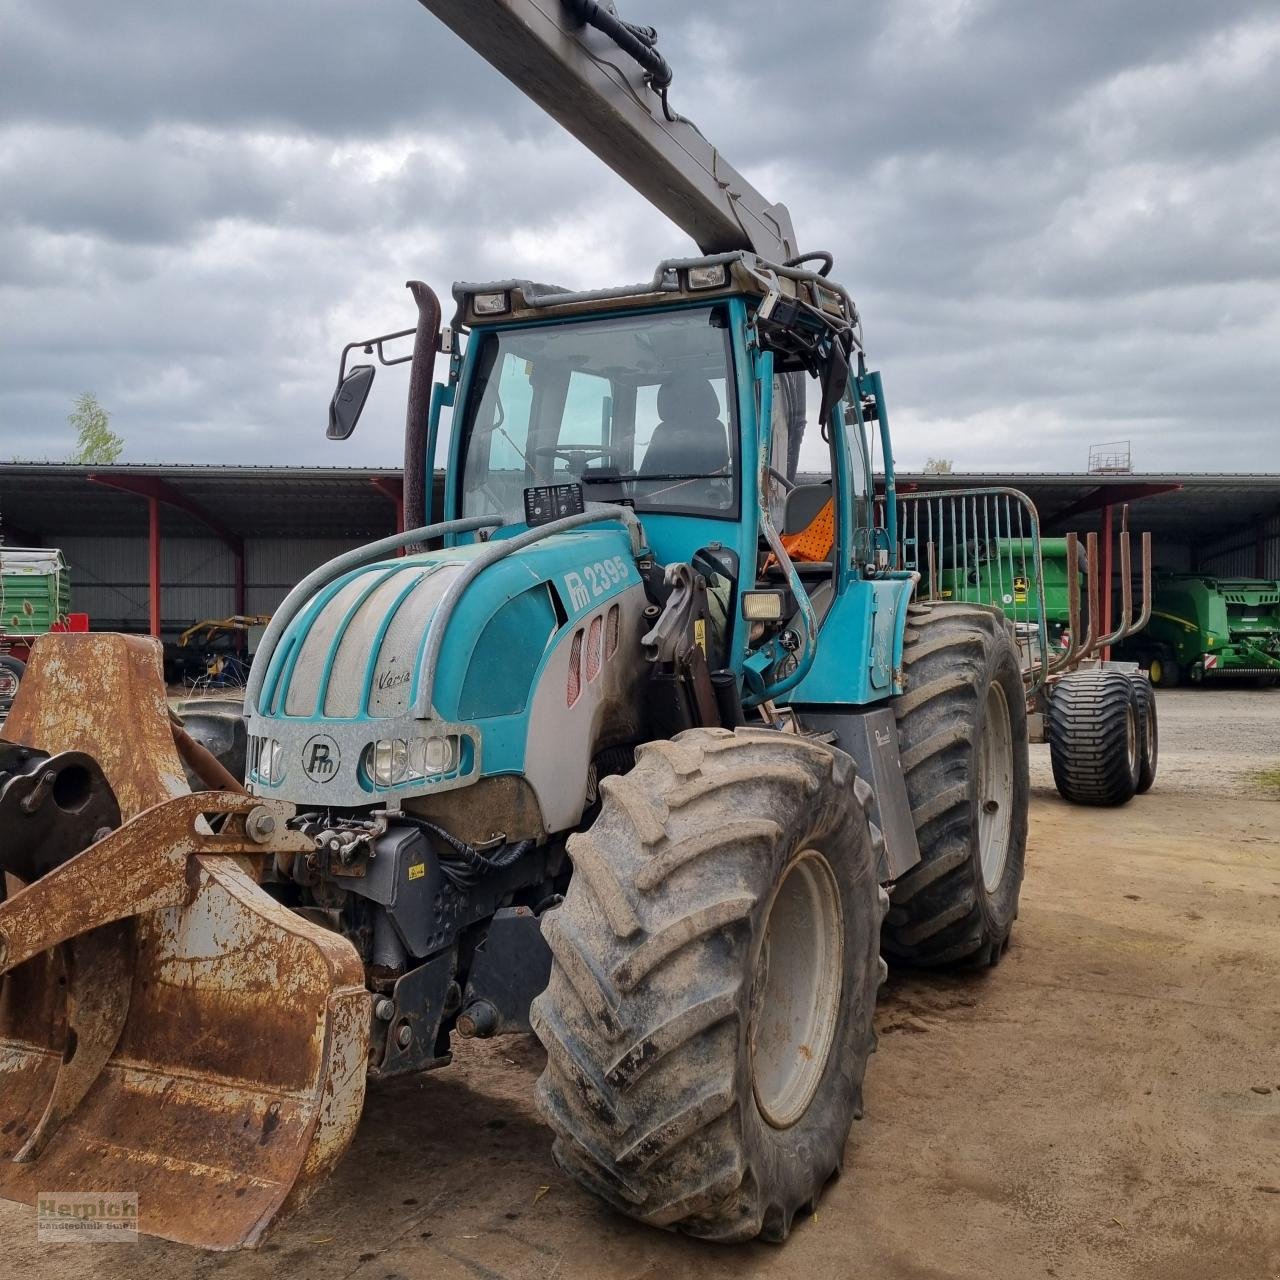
0,0,1276,471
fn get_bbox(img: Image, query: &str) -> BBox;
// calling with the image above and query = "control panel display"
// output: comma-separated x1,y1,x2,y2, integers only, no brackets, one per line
524,483,585,527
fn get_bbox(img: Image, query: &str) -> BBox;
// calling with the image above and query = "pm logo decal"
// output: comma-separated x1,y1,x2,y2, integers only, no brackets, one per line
563,556,630,613
302,733,341,782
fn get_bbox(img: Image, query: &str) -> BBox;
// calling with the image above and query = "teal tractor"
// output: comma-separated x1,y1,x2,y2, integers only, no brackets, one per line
229,0,1030,1242
0,1,1029,1249
233,255,1029,1241
1124,572,1280,686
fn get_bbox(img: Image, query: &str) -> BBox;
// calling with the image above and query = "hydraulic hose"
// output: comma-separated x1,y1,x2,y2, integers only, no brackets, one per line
563,0,672,89
398,812,534,891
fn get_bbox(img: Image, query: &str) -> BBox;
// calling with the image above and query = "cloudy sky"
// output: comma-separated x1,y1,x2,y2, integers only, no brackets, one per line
1,0,1277,473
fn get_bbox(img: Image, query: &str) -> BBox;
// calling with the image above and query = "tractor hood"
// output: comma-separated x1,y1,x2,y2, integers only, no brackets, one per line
243,526,645,811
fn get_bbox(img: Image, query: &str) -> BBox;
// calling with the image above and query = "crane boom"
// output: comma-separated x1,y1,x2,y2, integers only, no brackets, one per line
414,0,798,263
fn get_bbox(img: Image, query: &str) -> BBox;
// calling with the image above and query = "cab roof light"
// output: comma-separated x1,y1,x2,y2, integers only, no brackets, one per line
686,264,727,290
472,291,510,316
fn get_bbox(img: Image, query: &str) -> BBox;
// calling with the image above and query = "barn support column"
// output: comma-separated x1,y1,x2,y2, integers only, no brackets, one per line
89,472,245,641
148,496,161,639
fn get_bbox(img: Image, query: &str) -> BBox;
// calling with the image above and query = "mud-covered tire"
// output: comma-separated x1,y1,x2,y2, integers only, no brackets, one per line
1129,675,1157,794
1047,670,1140,806
884,603,1029,968
532,726,888,1243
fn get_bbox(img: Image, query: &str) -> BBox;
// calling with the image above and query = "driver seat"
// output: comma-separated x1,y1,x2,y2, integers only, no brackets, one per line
640,374,729,477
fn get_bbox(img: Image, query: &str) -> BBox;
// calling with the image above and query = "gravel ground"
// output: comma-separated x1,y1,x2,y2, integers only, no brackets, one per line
4,689,1279,1279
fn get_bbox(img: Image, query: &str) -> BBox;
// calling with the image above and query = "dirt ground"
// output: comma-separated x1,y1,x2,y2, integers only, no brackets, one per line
5,688,1279,1279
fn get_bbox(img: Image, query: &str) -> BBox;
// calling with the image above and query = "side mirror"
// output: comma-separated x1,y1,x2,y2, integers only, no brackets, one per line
327,364,376,440
818,343,850,427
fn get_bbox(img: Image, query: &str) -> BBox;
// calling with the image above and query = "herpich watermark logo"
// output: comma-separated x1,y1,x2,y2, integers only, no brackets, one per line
37,1192,138,1243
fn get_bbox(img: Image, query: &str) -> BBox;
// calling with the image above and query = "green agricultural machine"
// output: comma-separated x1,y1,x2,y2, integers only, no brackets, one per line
935,535,1080,648
894,490,1158,807
1120,572,1280,686
0,546,76,720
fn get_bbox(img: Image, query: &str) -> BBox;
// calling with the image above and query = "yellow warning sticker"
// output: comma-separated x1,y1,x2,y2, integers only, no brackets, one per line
407,862,426,881
694,618,707,655
1013,575,1028,604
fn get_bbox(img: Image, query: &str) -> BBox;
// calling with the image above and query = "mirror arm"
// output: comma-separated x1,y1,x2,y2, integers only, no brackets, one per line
336,326,416,385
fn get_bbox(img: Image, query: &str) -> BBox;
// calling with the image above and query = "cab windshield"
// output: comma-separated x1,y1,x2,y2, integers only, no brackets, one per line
457,305,738,522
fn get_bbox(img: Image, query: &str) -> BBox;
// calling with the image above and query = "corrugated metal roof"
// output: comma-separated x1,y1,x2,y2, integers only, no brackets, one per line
1,463,412,540
2,463,1278,543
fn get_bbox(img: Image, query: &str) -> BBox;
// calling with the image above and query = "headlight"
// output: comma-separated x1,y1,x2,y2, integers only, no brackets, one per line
370,739,409,787
365,735,460,788
413,736,456,776
250,735,286,785
742,590,788,622
263,738,286,784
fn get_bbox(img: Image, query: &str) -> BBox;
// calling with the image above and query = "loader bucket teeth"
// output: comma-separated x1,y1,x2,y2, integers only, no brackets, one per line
0,634,371,1249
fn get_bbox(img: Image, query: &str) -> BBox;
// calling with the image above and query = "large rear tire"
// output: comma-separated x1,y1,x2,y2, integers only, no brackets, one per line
532,727,887,1243
884,603,1029,968
1047,670,1140,805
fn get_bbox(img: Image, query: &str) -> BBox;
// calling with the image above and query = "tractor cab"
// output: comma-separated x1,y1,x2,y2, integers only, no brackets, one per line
426,253,909,707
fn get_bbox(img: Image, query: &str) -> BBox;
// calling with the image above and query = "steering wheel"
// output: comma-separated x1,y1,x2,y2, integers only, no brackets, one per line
532,445,611,463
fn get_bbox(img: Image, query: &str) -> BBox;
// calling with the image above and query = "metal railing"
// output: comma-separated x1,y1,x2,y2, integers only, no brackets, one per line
885,488,1049,693
880,486,1153,698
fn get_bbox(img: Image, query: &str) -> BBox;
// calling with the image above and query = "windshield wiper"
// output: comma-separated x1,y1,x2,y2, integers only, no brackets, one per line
581,472,726,484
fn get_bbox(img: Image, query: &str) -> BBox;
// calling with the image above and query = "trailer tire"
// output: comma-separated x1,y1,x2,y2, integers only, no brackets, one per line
883,603,1029,968
1129,676,1157,794
532,727,887,1243
1047,670,1140,806
0,654,25,715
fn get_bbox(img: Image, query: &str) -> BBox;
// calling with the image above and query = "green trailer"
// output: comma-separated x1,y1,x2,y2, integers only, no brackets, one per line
936,535,1082,647
0,546,73,716
1122,572,1280,686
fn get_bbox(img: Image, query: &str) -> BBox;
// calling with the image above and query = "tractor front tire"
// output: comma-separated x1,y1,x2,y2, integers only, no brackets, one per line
1047,670,1140,805
532,727,887,1243
884,603,1029,968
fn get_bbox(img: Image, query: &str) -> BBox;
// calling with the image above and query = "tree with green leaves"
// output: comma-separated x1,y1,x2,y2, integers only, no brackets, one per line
67,392,124,465
923,456,954,474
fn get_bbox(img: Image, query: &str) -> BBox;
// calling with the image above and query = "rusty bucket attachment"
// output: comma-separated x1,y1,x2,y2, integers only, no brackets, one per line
0,634,370,1249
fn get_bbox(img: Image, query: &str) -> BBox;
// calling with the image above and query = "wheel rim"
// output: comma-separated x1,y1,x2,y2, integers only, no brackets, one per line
750,851,844,1129
1126,704,1138,775
977,680,1014,893
1149,658,1162,685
